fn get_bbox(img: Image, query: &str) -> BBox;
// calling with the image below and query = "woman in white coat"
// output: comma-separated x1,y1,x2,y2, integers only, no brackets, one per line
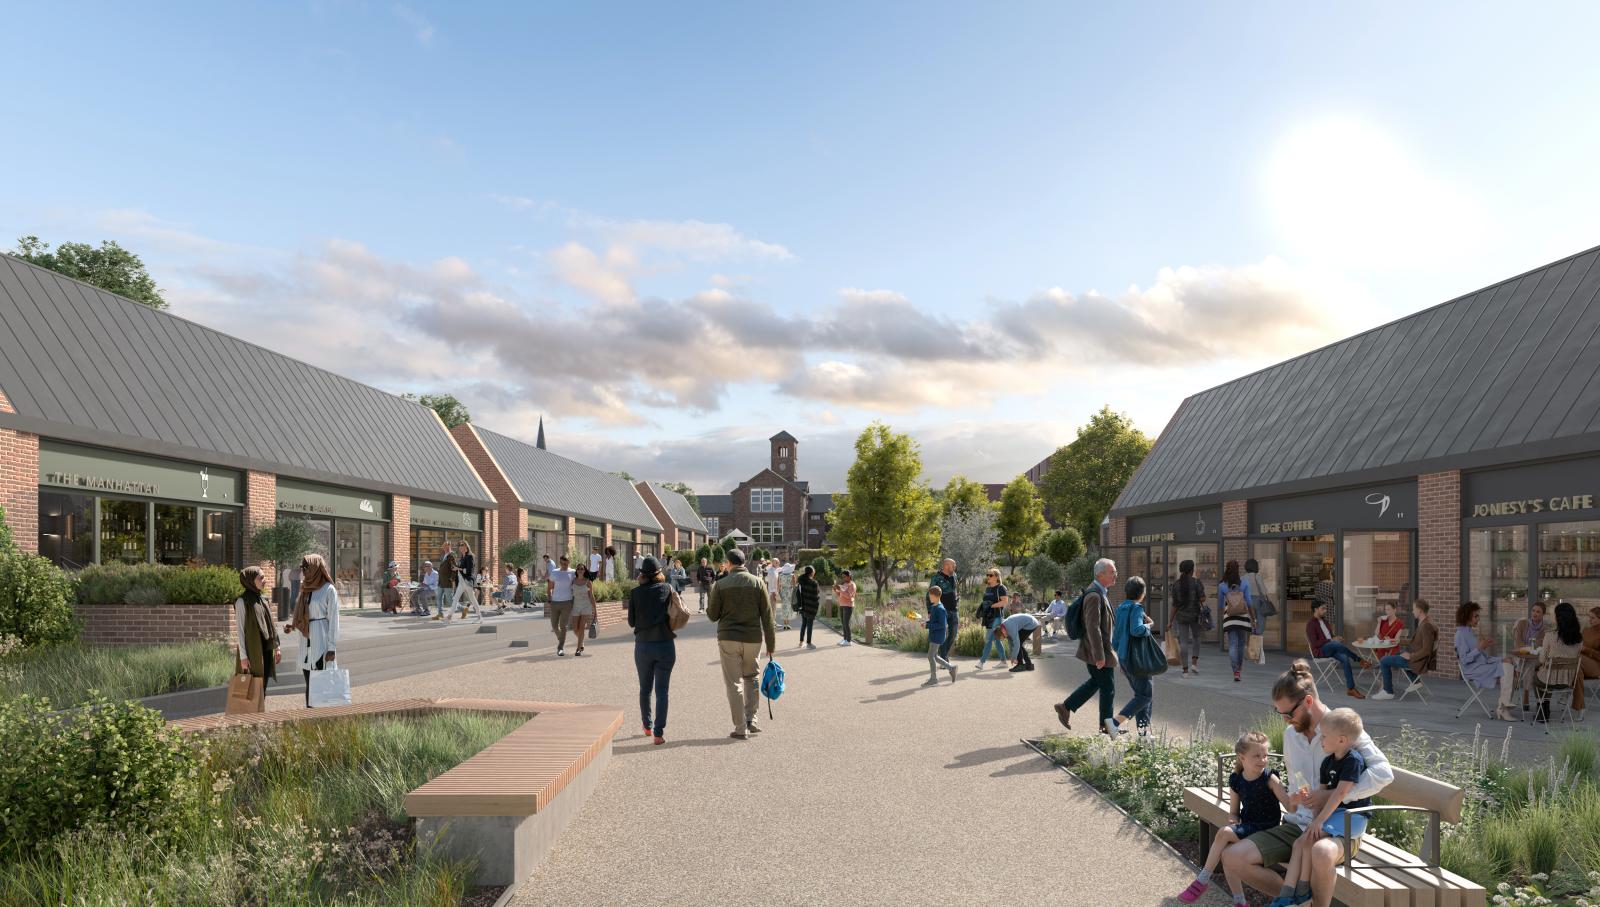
287,553,341,707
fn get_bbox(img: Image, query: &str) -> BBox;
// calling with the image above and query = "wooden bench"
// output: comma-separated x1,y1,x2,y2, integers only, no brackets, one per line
172,697,624,887
1183,756,1485,907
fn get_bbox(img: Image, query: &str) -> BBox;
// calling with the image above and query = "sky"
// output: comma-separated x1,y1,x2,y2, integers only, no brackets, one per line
4,2,1600,495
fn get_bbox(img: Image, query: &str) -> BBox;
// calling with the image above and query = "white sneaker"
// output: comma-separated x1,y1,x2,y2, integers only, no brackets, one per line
1406,679,1425,692
1104,718,1122,738
1189,666,1200,676
1370,690,1395,700
837,639,849,646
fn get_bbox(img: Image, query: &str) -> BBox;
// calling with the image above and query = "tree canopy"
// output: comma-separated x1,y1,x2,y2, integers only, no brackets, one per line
1038,526,1085,567
1039,406,1153,544
939,505,997,589
938,474,993,520
12,235,167,309
826,423,940,604
402,392,471,428
995,475,1047,568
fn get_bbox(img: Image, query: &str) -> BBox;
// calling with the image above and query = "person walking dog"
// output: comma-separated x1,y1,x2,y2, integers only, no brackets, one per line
1056,557,1119,736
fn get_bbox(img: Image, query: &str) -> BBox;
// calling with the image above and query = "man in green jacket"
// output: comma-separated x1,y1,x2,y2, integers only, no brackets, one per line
708,548,778,739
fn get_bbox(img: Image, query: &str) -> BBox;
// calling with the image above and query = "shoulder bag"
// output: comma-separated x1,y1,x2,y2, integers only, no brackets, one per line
667,589,691,630
1127,630,1170,678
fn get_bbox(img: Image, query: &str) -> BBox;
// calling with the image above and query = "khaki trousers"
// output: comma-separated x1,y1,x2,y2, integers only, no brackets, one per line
718,639,763,731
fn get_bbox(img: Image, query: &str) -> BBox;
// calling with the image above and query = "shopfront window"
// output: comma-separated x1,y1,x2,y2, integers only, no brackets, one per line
1341,531,1413,640
100,499,148,564
1148,546,1167,628
360,523,385,608
155,503,197,565
38,491,94,569
1468,526,1529,654
410,528,481,582
1171,543,1220,641
1284,535,1335,654
201,510,240,567
1251,541,1285,650
334,521,361,604
1537,520,1600,619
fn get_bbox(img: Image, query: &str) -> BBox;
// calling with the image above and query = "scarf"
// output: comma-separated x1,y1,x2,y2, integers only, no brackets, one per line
292,580,324,637
242,588,278,649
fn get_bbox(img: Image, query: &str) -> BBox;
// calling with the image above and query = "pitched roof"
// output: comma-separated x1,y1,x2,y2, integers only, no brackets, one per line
1112,244,1600,515
808,493,835,512
698,494,734,514
0,254,493,507
647,482,708,532
472,425,660,530
770,430,797,442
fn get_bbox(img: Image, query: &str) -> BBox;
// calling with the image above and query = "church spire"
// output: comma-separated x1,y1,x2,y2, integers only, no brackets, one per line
536,416,546,450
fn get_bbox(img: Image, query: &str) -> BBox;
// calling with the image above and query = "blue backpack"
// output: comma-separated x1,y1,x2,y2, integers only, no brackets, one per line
760,659,785,719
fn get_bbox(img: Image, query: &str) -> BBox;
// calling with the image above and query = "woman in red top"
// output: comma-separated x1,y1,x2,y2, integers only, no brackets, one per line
1374,600,1405,658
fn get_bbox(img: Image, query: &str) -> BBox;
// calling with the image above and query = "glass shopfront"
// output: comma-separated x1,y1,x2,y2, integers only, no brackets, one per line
276,478,390,609
35,442,242,569
1121,507,1223,633
612,527,636,578
639,531,660,560
574,521,602,567
527,512,568,575
409,500,484,582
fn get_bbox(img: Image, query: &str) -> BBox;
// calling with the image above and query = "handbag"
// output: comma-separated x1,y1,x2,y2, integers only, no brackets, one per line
667,590,691,630
225,666,265,714
1251,574,1278,618
1200,603,1214,631
1247,633,1265,663
1163,633,1181,666
307,665,352,708
1127,633,1170,678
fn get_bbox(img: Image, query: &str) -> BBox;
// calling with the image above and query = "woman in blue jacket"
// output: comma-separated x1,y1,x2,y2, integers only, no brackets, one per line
1108,576,1155,737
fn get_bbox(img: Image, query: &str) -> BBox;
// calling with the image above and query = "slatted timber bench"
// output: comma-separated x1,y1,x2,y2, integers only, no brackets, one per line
1183,759,1486,907
171,697,624,887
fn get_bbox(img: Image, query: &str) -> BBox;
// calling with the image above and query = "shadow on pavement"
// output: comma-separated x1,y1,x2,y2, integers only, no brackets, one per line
944,744,1026,769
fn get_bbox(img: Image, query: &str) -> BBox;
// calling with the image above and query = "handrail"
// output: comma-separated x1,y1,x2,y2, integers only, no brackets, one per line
1339,804,1442,870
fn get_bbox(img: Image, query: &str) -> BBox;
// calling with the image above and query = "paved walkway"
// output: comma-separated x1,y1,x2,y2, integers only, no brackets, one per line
330,615,1230,906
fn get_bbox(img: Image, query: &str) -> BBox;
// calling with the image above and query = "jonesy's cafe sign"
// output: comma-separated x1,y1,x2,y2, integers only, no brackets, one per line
1470,495,1596,518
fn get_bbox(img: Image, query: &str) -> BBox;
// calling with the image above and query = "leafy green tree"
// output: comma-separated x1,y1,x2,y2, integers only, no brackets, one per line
1064,554,1096,591
1038,526,1085,567
402,392,471,428
1024,554,1065,601
940,505,997,590
0,504,14,556
611,470,637,482
939,474,993,520
500,539,537,572
995,475,1047,568
694,543,715,565
659,481,700,514
12,235,167,309
826,423,941,606
249,518,315,600
1039,406,1153,543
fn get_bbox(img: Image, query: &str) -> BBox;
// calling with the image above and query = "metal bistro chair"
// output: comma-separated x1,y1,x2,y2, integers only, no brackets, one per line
1535,656,1581,731
1456,663,1495,719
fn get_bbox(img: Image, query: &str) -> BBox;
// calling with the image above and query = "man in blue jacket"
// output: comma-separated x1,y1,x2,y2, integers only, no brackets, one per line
931,559,961,661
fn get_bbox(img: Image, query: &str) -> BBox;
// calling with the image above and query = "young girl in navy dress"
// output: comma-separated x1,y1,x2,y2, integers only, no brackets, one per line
1179,730,1296,904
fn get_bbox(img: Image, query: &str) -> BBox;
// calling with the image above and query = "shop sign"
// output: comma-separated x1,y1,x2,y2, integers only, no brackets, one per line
411,499,483,531
276,478,389,522
1463,455,1600,522
1127,507,1222,543
1469,495,1595,518
1251,480,1416,536
39,441,239,505
528,512,566,532
1131,532,1176,544
1258,520,1316,534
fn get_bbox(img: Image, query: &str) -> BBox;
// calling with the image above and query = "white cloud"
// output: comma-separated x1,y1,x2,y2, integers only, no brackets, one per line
568,213,793,263
93,209,250,257
486,194,557,213
1265,116,1491,268
391,4,435,46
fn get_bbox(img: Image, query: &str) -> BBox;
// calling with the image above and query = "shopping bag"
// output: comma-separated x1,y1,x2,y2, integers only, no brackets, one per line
225,669,265,714
307,666,352,708
1247,634,1265,663
1163,633,1181,666
1127,633,1170,678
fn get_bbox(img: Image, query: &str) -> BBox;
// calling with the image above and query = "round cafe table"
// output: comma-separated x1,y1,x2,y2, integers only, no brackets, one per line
1349,635,1406,697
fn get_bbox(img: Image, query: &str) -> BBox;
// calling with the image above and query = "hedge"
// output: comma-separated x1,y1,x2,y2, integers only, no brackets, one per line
74,564,240,606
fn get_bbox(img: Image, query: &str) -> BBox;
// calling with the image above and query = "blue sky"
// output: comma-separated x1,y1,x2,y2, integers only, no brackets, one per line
4,2,1600,492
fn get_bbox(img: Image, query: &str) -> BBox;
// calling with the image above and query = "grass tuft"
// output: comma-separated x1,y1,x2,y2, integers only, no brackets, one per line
0,641,235,707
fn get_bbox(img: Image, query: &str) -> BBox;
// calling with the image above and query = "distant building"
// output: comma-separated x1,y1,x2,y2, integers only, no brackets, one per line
699,432,835,556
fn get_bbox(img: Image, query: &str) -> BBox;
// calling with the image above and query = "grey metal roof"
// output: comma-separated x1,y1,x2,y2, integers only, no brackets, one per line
473,425,661,530
698,494,734,514
647,483,707,532
0,254,493,507
1113,244,1600,516
808,493,835,512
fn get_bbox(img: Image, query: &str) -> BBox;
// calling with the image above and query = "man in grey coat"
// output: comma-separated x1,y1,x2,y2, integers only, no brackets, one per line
1055,557,1121,736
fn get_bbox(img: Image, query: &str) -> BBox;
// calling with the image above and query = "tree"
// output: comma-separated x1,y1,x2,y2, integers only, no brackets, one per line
1064,554,1096,591
939,474,993,520
402,392,471,428
1024,554,1065,601
610,470,637,482
500,539,537,572
0,504,14,556
995,475,1047,568
939,505,998,590
1038,526,1084,567
249,518,316,601
658,481,700,514
694,543,715,565
826,423,941,606
1039,406,1153,543
12,235,167,309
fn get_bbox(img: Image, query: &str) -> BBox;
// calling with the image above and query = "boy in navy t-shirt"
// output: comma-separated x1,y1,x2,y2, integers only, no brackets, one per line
1270,708,1371,907
923,587,957,686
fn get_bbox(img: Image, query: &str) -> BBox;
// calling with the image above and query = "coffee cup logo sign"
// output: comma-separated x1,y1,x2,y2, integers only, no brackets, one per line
359,499,375,514
1470,495,1596,519
200,468,209,499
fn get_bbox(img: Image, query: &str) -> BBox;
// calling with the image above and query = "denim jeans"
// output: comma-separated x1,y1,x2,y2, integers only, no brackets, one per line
634,640,676,736
1226,627,1248,672
1065,663,1117,724
1118,666,1153,728
1320,640,1359,689
938,612,959,660
981,622,1009,663
1379,654,1416,693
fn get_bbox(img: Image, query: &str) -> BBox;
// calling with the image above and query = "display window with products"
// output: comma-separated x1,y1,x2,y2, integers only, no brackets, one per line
1467,526,1530,654
1536,520,1600,615
275,479,390,609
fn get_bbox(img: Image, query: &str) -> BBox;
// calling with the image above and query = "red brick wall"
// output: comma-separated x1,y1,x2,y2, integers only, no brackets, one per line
635,483,679,550
0,422,39,555
450,424,525,582
1223,500,1249,572
1419,470,1462,677
74,602,237,647
1108,516,1128,547
389,494,411,581
242,470,278,585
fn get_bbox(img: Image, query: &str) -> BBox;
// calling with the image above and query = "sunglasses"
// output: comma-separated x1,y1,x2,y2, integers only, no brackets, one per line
1277,696,1306,720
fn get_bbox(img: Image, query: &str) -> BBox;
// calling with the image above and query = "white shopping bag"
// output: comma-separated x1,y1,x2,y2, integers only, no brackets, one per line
307,666,352,708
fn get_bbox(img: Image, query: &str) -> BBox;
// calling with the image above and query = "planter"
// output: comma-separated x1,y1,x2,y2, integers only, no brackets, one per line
73,602,237,646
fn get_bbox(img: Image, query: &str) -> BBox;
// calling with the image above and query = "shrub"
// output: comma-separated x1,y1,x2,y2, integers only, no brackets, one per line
1520,807,1564,876
0,552,79,647
952,624,987,658
1023,554,1063,600
590,579,637,602
123,586,167,606
810,556,837,584
0,504,14,555
895,627,930,652
0,694,202,859
1038,527,1084,566
500,539,537,571
74,563,238,606
1064,554,1096,590
157,565,238,605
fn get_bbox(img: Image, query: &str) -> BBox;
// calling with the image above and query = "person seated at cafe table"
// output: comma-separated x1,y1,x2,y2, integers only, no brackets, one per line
1581,606,1600,712
1372,600,1406,659
1531,601,1585,720
1306,600,1369,699
1371,599,1436,700
1454,601,1518,721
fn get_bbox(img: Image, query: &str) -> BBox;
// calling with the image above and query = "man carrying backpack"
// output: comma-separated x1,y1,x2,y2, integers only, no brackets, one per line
1055,558,1120,736
707,548,777,739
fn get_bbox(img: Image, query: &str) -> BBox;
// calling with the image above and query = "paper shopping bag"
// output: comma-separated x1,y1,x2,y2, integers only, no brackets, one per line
1163,633,1181,667
225,670,265,714
1246,634,1265,663
307,667,352,708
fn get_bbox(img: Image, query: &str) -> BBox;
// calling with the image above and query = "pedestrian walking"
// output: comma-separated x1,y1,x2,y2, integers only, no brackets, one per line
415,560,438,616
1168,559,1206,676
707,549,777,739
977,568,1009,669
546,555,577,656
628,556,678,745
931,558,960,662
996,610,1040,672
234,565,281,691
1055,558,1118,735
588,548,602,580
1244,559,1274,666
570,566,597,656
286,553,340,708
923,585,957,686
1109,576,1155,736
833,569,857,645
515,566,530,610
794,564,821,648
1219,560,1255,682
446,541,482,624
669,558,688,593
432,544,457,621
767,558,791,630
604,545,619,583
696,557,716,612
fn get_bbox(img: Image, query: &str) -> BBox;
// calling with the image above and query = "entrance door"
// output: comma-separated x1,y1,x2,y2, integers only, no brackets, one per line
1251,541,1285,650
360,522,386,609
1284,535,1335,654
334,521,362,607
1341,531,1414,639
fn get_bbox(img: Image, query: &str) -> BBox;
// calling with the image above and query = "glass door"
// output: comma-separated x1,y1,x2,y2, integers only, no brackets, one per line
1251,541,1285,650
334,521,362,607
360,522,386,609
1341,531,1414,640
1148,545,1169,628
1172,543,1221,642
1284,535,1335,654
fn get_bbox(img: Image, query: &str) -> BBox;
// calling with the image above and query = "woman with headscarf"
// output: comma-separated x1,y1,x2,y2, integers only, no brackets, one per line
234,566,280,703
570,565,597,656
628,556,678,745
286,553,341,707
795,564,821,649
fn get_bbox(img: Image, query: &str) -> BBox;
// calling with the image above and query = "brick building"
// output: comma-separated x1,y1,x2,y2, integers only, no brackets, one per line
1105,243,1600,681
634,481,708,553
699,432,835,556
